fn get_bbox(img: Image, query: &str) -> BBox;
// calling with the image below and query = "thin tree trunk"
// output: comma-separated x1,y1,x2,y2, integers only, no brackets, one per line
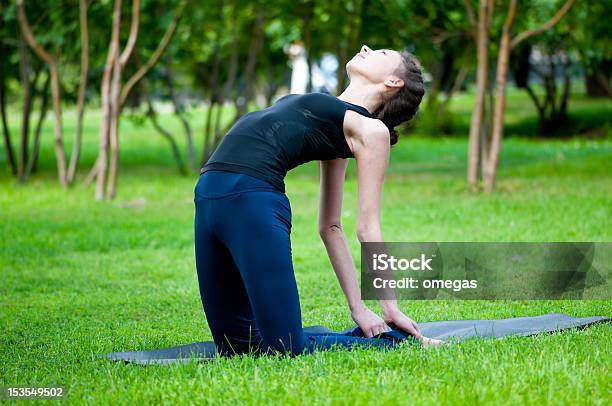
594,72,612,98
0,85,16,175
302,0,314,93
82,156,100,188
484,0,516,193
0,71,17,175
107,0,141,200
485,0,575,193
202,0,225,164
559,52,571,119
107,45,122,199
18,47,44,181
524,83,544,120
335,41,347,96
203,98,216,161
212,102,223,151
467,0,493,188
484,0,575,192
25,72,50,176
164,56,194,170
237,5,265,117
67,0,90,184
100,0,181,198
17,0,68,187
264,63,279,104
17,35,32,181
479,116,489,179
549,57,558,119
119,0,186,108
348,0,364,71
439,63,469,116
203,0,239,165
203,44,221,164
95,0,122,200
335,1,358,96
425,71,441,112
142,80,186,174
481,79,493,178
47,62,67,185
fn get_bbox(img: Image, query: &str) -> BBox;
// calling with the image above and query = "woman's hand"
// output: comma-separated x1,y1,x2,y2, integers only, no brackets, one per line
383,309,448,348
351,304,392,338
382,308,423,340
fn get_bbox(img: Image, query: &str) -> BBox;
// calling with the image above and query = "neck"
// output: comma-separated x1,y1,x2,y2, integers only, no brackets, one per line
337,81,381,114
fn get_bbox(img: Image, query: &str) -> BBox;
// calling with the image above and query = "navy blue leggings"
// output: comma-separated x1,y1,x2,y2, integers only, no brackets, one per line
194,170,410,357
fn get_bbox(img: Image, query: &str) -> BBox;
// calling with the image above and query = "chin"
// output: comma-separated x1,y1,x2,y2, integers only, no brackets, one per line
345,61,362,78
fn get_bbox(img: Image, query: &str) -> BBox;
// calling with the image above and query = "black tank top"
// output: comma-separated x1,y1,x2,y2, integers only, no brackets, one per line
199,92,374,193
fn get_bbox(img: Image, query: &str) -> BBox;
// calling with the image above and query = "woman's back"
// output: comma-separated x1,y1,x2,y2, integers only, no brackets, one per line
200,92,373,193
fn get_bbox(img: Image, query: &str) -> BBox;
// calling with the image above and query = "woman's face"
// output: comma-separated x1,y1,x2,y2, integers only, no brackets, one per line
346,45,404,85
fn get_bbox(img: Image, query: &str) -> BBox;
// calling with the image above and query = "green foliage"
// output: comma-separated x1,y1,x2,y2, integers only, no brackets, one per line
410,105,460,137
564,0,612,73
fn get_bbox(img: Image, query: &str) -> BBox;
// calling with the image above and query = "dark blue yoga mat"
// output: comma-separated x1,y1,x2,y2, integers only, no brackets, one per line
101,313,610,365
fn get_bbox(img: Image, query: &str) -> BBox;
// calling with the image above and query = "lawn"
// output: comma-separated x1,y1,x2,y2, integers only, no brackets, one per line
1,89,611,404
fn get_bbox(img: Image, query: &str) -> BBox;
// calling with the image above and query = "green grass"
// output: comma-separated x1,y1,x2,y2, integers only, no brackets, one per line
1,89,611,404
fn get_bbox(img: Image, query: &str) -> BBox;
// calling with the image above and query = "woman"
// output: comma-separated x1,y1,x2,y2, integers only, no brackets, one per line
194,45,444,357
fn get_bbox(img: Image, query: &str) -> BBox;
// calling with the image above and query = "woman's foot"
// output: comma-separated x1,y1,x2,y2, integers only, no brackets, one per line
418,335,448,348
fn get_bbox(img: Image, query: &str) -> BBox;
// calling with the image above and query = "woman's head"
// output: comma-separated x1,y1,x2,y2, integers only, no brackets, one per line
346,45,425,145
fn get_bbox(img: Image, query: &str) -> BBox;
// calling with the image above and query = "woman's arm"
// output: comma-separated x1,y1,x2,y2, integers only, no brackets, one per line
353,123,425,340
318,157,390,338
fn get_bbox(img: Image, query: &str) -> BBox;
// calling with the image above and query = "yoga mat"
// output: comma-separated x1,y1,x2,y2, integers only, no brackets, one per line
101,313,610,365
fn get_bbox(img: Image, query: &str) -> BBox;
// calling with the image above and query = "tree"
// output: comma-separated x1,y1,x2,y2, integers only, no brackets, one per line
88,0,185,200
67,0,90,184
466,0,576,192
466,0,494,189
16,0,69,187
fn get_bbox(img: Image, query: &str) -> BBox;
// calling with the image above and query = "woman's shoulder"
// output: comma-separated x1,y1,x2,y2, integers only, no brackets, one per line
343,109,388,140
343,111,390,158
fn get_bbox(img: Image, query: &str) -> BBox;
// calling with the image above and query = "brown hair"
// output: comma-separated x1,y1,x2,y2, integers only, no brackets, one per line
373,49,425,146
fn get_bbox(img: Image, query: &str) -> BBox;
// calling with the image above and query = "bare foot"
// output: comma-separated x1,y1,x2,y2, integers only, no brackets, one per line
419,336,448,348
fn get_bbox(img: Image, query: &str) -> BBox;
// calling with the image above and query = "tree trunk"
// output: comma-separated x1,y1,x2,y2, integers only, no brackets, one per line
0,68,17,175
203,41,221,164
47,62,68,186
95,0,122,200
17,0,68,187
17,35,32,182
467,0,493,189
438,63,469,116
301,0,314,93
585,71,612,98
484,0,575,192
164,55,194,171
264,63,280,105
480,80,494,179
67,0,90,184
335,41,347,96
106,46,122,199
107,0,141,200
119,0,186,108
335,0,363,96
559,52,571,119
203,0,239,165
237,5,265,117
25,72,50,176
142,80,186,174
484,0,517,193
